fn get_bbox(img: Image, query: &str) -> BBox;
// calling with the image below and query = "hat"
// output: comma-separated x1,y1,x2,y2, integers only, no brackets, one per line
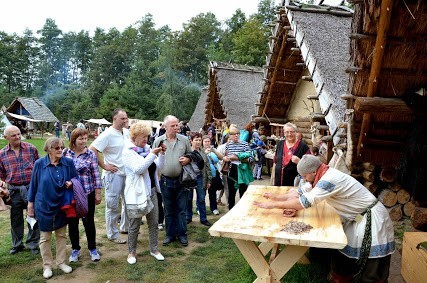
297,155,322,175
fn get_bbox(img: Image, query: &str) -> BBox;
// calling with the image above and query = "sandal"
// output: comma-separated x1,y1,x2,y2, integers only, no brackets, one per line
109,237,127,244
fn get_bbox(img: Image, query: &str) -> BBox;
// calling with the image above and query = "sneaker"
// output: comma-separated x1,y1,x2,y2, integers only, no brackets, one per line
212,209,220,215
90,249,101,262
150,251,165,261
158,224,164,230
69,249,81,262
127,255,137,265
58,263,73,274
108,237,127,244
43,267,53,279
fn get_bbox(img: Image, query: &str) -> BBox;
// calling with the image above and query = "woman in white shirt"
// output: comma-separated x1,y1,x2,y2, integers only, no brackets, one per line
122,122,166,264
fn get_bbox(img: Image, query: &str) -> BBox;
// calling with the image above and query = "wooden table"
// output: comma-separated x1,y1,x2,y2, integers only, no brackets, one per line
209,185,347,283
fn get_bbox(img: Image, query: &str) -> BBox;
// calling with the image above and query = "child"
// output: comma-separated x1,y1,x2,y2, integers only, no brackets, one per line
253,140,266,180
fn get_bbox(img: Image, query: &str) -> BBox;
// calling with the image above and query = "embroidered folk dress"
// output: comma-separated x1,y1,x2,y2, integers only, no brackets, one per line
298,167,395,259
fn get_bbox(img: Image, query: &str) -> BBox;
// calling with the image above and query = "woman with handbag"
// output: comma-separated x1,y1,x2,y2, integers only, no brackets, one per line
63,128,102,263
122,122,165,265
223,126,252,210
27,137,78,279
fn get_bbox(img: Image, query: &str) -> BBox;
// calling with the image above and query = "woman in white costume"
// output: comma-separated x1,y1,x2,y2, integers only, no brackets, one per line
254,155,395,282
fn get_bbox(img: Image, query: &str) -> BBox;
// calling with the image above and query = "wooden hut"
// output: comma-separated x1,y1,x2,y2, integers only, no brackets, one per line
206,61,263,131
188,86,208,132
260,0,427,226
344,0,427,226
5,97,58,136
255,0,352,161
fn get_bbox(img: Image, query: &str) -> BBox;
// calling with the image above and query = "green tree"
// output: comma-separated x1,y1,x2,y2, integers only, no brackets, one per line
231,17,268,66
256,0,278,26
174,12,221,84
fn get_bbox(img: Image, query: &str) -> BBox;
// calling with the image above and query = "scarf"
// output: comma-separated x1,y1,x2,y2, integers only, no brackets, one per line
313,163,330,187
132,144,150,157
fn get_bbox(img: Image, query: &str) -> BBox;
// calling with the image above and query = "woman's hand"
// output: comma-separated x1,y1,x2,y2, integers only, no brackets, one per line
65,181,72,189
151,147,162,155
263,192,274,199
291,155,300,164
253,201,275,209
27,202,35,217
95,189,102,205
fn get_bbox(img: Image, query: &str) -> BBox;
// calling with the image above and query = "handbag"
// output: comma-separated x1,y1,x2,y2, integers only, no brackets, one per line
220,144,230,174
71,178,88,218
125,173,154,219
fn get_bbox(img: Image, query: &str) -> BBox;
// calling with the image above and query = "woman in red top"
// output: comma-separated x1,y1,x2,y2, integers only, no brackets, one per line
273,123,310,186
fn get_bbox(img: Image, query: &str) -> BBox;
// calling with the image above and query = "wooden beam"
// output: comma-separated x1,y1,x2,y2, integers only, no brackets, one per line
262,29,289,117
365,138,404,148
302,76,312,81
357,0,393,158
354,97,415,114
285,5,353,17
275,81,297,86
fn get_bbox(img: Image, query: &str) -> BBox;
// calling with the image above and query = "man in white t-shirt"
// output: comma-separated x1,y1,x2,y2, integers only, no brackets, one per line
76,119,85,129
89,109,129,244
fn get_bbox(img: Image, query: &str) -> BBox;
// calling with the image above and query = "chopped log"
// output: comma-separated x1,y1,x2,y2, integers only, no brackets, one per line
389,183,403,192
354,97,416,114
364,181,378,194
380,167,396,183
410,207,427,230
403,202,415,217
397,189,411,204
362,162,375,171
388,204,403,221
362,170,374,182
379,189,398,207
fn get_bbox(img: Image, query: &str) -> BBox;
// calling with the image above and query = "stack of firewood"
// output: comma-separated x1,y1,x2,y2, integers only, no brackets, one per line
352,162,423,226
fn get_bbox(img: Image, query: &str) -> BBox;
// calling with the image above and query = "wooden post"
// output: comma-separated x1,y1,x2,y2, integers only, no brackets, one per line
387,204,403,221
378,189,398,207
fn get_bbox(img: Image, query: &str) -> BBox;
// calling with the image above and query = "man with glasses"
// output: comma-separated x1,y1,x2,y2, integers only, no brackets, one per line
273,123,310,186
0,125,40,255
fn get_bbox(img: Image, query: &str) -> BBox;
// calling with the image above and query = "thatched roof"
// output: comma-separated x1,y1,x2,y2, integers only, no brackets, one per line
188,87,208,131
346,0,427,166
256,0,352,137
6,97,58,123
207,62,263,129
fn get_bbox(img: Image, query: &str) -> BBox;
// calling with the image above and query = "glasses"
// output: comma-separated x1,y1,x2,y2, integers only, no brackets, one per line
284,131,296,134
52,146,65,151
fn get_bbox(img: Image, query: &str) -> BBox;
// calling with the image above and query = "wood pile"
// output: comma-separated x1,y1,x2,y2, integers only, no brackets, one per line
351,162,418,223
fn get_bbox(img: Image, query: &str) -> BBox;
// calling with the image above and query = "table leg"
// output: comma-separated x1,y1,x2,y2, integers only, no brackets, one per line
233,239,279,283
270,245,309,279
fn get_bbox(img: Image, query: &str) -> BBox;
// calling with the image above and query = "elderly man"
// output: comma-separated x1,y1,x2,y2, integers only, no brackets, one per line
152,115,192,246
0,125,40,255
254,155,395,282
89,109,129,244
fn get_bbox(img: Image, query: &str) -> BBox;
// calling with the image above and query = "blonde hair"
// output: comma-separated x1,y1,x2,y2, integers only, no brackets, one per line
43,137,64,152
129,122,151,141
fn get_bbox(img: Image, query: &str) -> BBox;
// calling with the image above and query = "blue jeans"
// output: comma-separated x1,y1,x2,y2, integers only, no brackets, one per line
186,175,207,222
160,176,188,239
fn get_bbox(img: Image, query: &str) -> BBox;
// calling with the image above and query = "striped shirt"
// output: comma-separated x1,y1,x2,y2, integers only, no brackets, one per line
225,141,249,165
0,142,39,185
64,148,102,193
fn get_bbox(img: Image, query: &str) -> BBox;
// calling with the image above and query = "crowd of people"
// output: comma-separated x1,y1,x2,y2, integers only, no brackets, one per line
0,112,395,281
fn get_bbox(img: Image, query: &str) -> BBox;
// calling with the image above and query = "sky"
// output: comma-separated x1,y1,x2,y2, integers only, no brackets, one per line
0,0,272,35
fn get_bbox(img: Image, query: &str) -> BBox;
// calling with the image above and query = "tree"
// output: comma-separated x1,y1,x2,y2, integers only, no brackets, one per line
231,17,268,66
173,13,221,84
256,0,278,26
37,18,63,91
